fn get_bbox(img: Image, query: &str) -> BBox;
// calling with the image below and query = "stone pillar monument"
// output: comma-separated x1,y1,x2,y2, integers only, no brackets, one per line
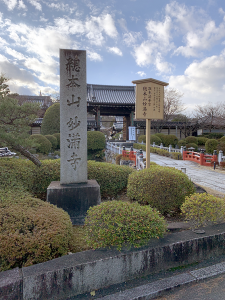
47,49,101,225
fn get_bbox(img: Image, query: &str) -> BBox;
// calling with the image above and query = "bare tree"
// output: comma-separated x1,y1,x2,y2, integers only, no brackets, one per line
194,102,225,132
164,88,185,121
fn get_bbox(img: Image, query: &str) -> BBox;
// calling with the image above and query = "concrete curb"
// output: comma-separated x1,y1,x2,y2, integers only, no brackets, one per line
96,262,225,300
1,223,225,300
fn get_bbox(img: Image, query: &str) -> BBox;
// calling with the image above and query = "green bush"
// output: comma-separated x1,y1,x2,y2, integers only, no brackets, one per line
29,134,52,154
185,136,198,144
0,159,60,200
155,133,166,143
170,152,183,160
87,131,105,151
207,133,224,139
53,133,60,149
181,193,225,229
217,141,225,154
150,134,162,145
41,103,60,135
127,166,195,214
45,135,58,151
0,190,72,271
186,143,198,151
197,137,208,145
84,201,167,250
220,136,225,142
87,161,133,198
177,139,187,148
138,135,146,143
205,139,218,154
133,143,146,151
163,134,178,147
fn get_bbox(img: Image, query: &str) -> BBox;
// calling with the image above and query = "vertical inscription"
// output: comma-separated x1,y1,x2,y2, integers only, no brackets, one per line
60,49,87,184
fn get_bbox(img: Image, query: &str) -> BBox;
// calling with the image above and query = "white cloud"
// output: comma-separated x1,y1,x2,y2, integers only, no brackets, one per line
174,20,225,57
219,8,225,15
169,52,225,110
118,18,127,32
5,47,25,60
18,0,26,10
2,0,17,10
136,71,146,77
146,16,173,50
123,32,142,46
155,53,172,74
107,47,122,56
28,0,42,11
133,41,156,67
87,51,102,61
0,37,8,47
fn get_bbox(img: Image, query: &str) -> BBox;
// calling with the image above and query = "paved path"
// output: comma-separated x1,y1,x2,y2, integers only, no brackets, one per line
141,152,225,195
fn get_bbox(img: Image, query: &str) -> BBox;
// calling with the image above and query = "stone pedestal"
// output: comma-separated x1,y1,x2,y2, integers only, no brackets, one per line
47,180,101,225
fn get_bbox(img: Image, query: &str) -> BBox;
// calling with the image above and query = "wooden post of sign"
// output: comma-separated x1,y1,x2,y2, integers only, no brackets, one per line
146,119,151,168
132,78,169,169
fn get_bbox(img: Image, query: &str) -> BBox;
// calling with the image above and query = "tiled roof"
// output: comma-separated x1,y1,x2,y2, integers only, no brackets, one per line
87,84,135,105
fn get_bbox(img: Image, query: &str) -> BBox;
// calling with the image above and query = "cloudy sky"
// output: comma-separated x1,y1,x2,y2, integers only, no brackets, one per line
0,0,225,113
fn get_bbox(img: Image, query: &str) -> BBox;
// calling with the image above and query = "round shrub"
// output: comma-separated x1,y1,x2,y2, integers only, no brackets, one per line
220,136,225,142
186,143,198,151
29,134,52,154
177,139,187,148
88,161,133,198
127,166,195,214
217,141,225,154
45,135,58,151
150,134,162,145
181,193,225,229
0,191,73,271
205,139,218,154
41,103,60,135
163,134,178,147
197,137,208,145
155,133,166,144
185,136,198,144
87,131,105,151
84,201,167,250
53,133,60,149
138,135,146,143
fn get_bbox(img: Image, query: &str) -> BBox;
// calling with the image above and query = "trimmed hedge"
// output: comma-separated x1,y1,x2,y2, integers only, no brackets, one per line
53,133,60,149
205,139,218,154
138,135,146,143
0,190,73,271
186,143,198,151
45,135,58,151
87,161,133,198
0,159,133,200
133,143,183,160
127,166,195,214
41,103,60,135
29,134,52,154
177,139,187,147
197,137,208,145
87,131,105,151
185,136,198,144
181,193,225,229
151,134,162,145
84,201,167,250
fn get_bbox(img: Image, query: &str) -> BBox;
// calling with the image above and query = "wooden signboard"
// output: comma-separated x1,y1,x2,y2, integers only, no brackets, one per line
132,78,169,168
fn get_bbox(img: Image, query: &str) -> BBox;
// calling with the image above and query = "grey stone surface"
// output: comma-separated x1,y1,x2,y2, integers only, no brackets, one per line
20,223,225,299
0,267,22,300
190,261,225,280
47,180,101,224
60,49,87,184
96,273,196,300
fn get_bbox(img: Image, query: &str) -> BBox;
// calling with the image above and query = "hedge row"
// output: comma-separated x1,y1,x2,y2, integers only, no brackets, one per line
0,159,133,199
133,144,183,160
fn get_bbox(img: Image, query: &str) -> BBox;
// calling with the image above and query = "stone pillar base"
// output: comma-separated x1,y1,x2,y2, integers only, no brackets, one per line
47,180,101,225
